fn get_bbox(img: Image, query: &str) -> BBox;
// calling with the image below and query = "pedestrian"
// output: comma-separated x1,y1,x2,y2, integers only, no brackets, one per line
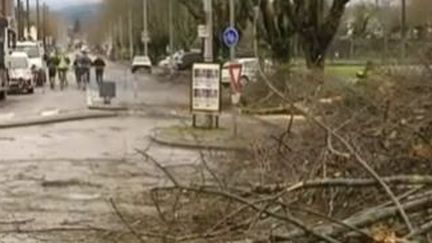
93,55,106,87
47,53,58,90
73,54,82,90
78,50,92,91
57,52,70,90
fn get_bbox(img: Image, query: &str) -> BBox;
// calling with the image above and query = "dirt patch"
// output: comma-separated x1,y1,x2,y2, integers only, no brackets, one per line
41,179,102,188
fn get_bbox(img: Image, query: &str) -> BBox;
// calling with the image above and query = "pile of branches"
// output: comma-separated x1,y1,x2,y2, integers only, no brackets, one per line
116,49,432,243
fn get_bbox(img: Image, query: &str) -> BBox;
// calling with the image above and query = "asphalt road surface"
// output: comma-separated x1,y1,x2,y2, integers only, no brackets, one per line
0,62,198,242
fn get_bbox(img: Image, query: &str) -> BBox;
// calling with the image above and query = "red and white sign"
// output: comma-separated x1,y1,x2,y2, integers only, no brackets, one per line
228,63,243,93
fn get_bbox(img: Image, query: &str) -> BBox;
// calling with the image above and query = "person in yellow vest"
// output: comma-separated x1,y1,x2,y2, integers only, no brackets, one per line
57,53,70,90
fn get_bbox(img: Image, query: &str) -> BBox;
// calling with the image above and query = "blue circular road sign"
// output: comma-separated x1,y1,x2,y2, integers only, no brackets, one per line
223,27,239,48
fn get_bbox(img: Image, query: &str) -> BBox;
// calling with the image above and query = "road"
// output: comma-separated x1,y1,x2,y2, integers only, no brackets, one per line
0,62,198,242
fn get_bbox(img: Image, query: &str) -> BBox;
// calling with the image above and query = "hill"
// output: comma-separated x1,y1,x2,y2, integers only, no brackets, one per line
56,3,102,24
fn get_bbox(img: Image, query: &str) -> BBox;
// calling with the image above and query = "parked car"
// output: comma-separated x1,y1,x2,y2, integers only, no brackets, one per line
221,58,273,88
8,52,35,94
15,41,46,86
177,52,203,71
131,55,152,73
158,56,171,68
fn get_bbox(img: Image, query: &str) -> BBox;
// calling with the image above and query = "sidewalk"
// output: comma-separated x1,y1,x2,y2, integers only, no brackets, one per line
0,108,118,129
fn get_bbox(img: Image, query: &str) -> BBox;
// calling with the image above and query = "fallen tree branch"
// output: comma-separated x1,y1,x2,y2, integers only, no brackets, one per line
136,149,180,187
405,220,432,240
252,175,432,194
109,198,147,243
288,205,373,241
273,193,432,241
154,185,341,243
255,50,414,232
0,226,112,234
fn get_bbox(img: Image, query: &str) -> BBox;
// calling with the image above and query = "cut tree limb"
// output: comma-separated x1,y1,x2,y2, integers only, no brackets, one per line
252,175,432,194
273,193,432,241
254,42,414,232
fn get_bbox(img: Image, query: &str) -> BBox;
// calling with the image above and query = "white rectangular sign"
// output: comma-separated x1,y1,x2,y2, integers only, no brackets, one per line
198,25,209,38
191,63,221,112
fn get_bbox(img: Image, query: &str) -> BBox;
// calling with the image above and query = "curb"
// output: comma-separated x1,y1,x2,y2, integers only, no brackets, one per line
149,128,247,151
87,105,129,111
0,111,119,129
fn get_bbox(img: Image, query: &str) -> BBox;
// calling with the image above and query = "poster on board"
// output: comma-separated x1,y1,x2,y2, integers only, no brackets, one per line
191,63,221,113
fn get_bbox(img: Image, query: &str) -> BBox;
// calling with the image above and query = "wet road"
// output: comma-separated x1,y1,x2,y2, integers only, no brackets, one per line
0,62,197,242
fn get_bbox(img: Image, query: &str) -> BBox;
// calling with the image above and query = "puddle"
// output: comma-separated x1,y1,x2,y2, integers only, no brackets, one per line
64,193,101,201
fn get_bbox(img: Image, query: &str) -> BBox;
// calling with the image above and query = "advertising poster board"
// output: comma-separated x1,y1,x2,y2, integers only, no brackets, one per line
191,63,221,113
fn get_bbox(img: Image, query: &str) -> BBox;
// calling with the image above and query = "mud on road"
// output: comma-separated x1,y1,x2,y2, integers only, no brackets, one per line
0,116,199,242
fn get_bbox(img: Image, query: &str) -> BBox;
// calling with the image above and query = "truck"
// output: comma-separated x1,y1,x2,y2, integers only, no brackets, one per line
0,17,16,101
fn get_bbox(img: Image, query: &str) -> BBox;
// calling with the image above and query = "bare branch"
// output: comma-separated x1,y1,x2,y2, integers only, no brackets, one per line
252,175,432,194
253,39,414,231
136,149,181,187
154,185,341,243
109,198,147,243
275,193,432,241
405,221,432,240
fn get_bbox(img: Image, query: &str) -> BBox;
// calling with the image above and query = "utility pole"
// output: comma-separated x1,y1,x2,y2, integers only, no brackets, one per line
26,0,29,39
17,0,22,40
42,3,46,49
36,0,40,40
401,0,406,60
119,16,124,58
229,0,235,61
142,0,148,56
128,2,134,59
203,0,213,62
169,0,174,71
1,0,6,17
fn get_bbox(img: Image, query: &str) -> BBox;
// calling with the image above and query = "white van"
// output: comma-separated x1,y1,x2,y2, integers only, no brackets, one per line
8,52,34,94
15,41,46,86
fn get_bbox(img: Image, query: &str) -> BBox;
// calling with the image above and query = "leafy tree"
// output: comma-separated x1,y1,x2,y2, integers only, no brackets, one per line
258,0,350,70
180,0,350,69
95,0,199,60
179,0,253,60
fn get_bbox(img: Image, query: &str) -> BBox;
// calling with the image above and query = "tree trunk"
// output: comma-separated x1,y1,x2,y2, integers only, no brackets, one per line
302,37,326,71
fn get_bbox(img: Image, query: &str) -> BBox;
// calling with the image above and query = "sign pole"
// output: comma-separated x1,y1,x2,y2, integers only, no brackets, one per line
203,0,215,128
229,0,238,137
229,0,235,61
143,0,148,56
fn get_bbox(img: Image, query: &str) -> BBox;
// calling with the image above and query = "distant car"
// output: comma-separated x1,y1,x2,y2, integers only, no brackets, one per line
158,51,186,69
177,52,203,71
131,55,152,74
15,41,46,86
158,56,171,68
8,52,35,94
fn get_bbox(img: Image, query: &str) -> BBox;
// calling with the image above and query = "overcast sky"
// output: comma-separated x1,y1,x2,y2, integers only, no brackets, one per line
42,0,102,9
40,0,379,10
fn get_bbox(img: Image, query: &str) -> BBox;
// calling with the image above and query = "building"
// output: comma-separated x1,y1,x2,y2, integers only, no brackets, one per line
0,0,15,17
0,0,16,29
